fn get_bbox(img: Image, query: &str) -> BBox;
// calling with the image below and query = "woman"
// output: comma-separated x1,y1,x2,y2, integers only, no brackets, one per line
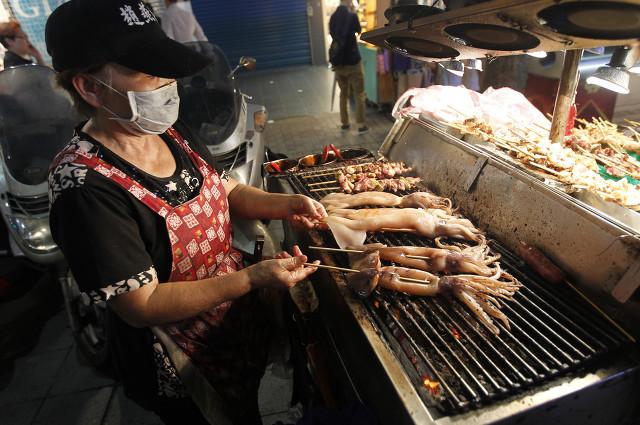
0,21,45,68
45,1,323,423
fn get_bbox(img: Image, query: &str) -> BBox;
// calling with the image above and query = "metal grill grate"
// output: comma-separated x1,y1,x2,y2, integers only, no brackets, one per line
284,160,629,415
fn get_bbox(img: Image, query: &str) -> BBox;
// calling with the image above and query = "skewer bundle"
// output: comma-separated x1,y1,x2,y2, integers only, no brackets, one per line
443,116,640,209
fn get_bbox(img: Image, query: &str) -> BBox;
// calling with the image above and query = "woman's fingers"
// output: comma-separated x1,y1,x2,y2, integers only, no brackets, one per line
280,255,307,271
291,215,316,229
274,250,292,259
292,195,327,220
292,245,303,257
313,200,328,218
289,260,319,282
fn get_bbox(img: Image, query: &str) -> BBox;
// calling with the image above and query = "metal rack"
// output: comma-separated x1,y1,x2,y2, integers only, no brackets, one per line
285,163,629,416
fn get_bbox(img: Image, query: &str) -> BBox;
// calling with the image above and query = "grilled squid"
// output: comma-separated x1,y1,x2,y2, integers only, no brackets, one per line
321,191,453,214
346,250,520,335
324,207,484,249
350,243,501,276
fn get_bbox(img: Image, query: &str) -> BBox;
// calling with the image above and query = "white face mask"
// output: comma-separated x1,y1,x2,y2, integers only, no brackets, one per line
93,77,180,135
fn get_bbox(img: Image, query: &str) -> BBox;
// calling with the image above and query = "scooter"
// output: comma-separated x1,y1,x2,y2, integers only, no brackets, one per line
0,65,106,363
179,41,276,256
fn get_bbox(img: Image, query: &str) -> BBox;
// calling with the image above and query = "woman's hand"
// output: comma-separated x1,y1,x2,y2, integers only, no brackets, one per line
247,245,319,290
28,43,45,65
286,195,327,228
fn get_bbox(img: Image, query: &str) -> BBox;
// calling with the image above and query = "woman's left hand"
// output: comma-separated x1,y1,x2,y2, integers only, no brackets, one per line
286,195,327,228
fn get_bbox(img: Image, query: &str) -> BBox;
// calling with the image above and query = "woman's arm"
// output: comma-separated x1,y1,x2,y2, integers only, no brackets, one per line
109,249,318,328
225,180,326,227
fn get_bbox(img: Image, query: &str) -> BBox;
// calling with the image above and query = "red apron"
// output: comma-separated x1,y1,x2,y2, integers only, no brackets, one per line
52,128,269,419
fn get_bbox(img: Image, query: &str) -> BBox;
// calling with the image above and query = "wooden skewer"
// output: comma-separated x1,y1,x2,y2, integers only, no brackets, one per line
595,155,637,177
480,134,565,177
309,246,361,253
305,262,431,284
527,161,562,176
305,263,358,273
574,145,638,178
488,136,541,161
625,118,640,128
307,180,338,186
531,120,551,133
525,125,548,139
309,245,433,261
302,171,336,179
310,186,341,192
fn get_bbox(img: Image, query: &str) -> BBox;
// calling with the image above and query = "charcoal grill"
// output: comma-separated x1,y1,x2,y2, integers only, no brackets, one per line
269,121,640,424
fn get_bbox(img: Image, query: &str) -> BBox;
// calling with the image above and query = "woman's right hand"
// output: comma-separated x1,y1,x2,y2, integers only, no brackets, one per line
247,245,319,290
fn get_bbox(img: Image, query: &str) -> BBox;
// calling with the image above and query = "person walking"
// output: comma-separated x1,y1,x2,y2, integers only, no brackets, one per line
329,0,368,134
162,0,208,43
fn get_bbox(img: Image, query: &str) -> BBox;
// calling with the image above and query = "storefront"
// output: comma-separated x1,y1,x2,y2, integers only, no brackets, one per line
191,0,312,69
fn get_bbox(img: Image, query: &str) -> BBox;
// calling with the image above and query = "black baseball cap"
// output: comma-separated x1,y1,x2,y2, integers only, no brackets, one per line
45,0,212,78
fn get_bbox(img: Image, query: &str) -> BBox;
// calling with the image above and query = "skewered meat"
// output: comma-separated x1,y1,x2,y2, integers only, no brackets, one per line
453,113,640,209
337,171,422,194
346,263,520,334
336,171,355,193
572,117,640,155
343,161,412,177
323,208,483,249
350,243,500,276
321,192,453,214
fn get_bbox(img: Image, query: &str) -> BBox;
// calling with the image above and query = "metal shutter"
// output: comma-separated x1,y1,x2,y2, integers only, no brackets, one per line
191,0,311,69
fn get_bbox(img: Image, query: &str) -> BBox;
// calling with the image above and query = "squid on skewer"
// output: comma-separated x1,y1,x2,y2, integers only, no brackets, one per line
323,207,484,249
346,251,521,335
349,243,501,277
349,266,519,334
321,191,453,214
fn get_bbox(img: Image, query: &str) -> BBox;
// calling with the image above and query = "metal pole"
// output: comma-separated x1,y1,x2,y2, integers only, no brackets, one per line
549,49,583,144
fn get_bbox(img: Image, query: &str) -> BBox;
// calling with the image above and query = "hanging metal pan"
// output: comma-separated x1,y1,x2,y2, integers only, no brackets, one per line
384,4,443,25
385,37,460,59
444,23,540,51
537,1,640,40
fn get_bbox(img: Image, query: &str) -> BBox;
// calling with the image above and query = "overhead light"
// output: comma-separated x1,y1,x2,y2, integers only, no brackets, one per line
609,46,636,68
440,60,464,77
586,67,630,94
464,59,483,71
585,46,635,94
526,51,547,58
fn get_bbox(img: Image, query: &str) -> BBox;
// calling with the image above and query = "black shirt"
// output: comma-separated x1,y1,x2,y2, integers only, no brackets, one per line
3,51,34,68
329,5,362,66
49,121,221,404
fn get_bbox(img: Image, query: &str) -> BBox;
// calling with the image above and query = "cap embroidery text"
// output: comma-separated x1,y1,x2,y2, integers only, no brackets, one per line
120,2,157,27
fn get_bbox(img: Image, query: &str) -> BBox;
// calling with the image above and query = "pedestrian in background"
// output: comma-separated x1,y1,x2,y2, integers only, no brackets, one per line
162,0,208,43
329,0,368,135
0,21,45,69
